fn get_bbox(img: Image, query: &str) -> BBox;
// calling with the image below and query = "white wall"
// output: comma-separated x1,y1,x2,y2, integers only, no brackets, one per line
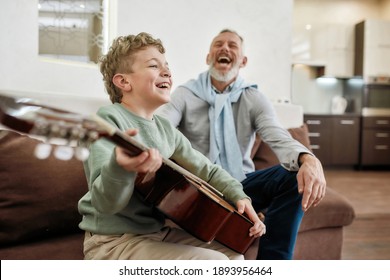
0,0,293,106
114,0,293,102
0,0,106,102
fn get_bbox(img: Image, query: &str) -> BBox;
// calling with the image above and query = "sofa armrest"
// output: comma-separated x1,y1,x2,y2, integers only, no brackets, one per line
251,124,312,170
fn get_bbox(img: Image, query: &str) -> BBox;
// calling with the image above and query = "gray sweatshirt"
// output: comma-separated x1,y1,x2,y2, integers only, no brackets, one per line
78,103,248,235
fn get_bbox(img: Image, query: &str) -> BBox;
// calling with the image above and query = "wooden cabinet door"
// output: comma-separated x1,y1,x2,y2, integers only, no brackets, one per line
332,117,360,164
362,19,390,77
361,130,390,165
305,116,332,165
305,115,361,166
360,117,390,166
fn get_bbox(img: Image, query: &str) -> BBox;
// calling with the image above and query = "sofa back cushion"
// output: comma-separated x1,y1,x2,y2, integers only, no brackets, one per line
252,124,312,170
0,130,87,246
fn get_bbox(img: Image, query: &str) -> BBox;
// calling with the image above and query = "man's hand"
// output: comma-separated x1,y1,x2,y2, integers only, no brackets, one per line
115,129,163,174
236,198,266,238
297,153,327,211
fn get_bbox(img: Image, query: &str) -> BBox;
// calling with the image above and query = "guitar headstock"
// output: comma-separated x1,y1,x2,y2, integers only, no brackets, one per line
0,93,108,161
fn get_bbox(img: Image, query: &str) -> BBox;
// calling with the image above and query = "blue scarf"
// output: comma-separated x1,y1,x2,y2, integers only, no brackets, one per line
181,71,256,181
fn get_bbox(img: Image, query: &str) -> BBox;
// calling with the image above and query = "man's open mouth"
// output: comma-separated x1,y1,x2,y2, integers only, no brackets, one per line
217,56,231,64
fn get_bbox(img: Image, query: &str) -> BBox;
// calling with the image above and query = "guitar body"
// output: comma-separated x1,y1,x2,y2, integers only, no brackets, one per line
0,93,257,254
215,210,256,254
156,168,232,242
136,164,256,253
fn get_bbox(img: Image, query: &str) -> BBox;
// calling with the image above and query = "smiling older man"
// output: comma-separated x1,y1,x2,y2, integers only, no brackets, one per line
157,29,327,260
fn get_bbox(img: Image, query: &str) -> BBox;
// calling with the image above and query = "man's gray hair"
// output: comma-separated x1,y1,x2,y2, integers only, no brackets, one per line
218,29,244,44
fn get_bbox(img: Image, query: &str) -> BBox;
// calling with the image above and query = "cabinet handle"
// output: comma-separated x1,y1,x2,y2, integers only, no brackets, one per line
375,145,388,150
340,120,355,125
308,132,321,137
306,120,321,125
310,144,320,150
376,132,389,138
376,120,389,125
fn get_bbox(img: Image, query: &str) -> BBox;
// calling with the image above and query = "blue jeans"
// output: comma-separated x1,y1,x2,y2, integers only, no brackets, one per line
242,165,304,260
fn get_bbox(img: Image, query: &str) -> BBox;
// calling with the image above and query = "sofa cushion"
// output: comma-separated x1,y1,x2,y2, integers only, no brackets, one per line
0,130,87,246
0,232,84,260
252,124,312,170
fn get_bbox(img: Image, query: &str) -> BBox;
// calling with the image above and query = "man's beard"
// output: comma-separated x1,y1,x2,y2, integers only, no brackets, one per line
208,61,240,83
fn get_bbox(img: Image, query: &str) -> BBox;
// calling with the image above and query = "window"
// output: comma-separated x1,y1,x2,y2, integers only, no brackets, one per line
38,0,106,63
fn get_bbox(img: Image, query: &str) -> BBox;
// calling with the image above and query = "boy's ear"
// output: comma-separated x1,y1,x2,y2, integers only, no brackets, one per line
113,74,132,91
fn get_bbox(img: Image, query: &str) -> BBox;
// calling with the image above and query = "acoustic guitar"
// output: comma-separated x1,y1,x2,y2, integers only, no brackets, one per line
0,93,256,254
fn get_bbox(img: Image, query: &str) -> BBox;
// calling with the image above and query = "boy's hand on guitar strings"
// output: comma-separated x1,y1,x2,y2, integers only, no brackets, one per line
236,198,266,238
115,129,163,174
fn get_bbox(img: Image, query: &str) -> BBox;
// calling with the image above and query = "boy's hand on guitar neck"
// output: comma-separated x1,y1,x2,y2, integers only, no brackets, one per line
236,198,266,238
115,129,163,174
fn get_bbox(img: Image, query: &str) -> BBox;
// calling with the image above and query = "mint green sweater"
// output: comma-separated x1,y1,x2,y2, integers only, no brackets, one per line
78,103,248,235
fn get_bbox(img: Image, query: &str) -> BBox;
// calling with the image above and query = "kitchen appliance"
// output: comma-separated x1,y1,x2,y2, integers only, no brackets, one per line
362,76,390,116
331,96,348,114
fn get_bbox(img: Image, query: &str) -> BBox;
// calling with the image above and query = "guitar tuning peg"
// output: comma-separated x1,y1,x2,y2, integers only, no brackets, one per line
74,146,90,161
34,143,52,159
54,146,74,161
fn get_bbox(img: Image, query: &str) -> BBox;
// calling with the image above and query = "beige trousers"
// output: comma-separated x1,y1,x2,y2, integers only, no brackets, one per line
83,226,244,260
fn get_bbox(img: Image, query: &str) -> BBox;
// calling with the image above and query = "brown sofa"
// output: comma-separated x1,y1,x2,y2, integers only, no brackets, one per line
246,124,356,259
0,126,355,260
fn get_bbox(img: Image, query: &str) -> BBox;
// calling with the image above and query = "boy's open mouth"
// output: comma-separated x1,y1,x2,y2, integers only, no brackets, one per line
156,82,170,89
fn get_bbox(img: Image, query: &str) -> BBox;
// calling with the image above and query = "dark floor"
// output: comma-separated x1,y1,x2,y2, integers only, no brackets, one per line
324,168,390,260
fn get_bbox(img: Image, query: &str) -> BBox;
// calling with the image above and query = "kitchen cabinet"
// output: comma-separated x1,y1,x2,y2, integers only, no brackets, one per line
360,116,390,166
304,114,360,166
311,24,355,78
355,19,390,78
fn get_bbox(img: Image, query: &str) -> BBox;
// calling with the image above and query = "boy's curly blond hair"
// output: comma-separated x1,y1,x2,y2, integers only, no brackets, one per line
99,32,165,103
